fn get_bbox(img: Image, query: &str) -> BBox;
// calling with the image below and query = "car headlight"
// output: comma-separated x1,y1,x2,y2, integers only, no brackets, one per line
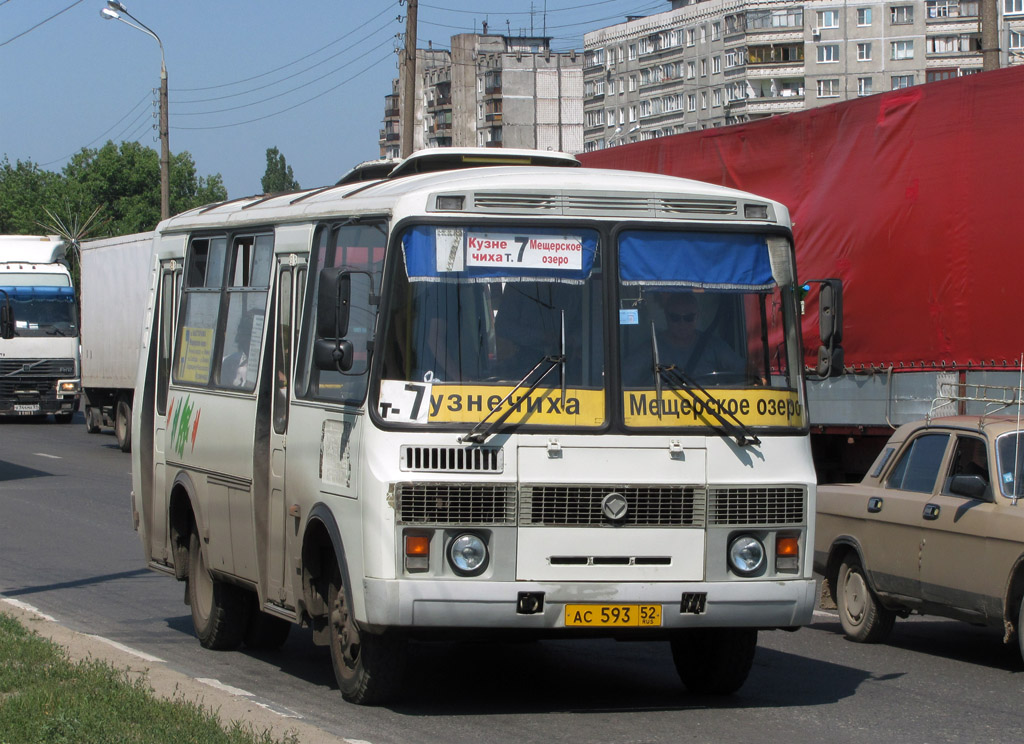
448,533,488,576
728,535,765,576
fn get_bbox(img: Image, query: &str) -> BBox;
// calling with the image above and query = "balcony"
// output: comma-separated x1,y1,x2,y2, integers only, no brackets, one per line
485,112,503,123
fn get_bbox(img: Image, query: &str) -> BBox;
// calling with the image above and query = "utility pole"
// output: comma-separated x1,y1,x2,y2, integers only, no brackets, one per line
981,0,999,72
401,0,418,158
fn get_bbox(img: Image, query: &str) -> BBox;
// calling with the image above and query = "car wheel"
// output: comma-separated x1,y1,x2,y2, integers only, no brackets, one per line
115,397,132,453
837,554,895,643
187,530,246,650
670,627,758,695
328,566,406,705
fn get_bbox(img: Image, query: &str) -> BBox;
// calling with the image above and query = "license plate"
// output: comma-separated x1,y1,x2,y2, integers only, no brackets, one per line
564,604,662,627
14,404,39,413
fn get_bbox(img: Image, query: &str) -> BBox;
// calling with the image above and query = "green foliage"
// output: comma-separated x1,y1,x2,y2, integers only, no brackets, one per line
260,147,300,194
0,141,228,239
0,613,296,744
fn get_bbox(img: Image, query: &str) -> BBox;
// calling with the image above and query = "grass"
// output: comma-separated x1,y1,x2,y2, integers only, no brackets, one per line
0,612,296,744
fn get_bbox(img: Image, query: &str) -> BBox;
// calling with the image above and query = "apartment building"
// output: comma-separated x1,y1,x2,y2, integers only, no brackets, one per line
582,0,1024,150
380,33,584,158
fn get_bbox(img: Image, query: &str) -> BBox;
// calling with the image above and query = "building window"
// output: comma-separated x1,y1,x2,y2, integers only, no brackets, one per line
1011,30,1024,49
891,74,915,89
858,8,872,25
858,76,873,95
687,93,697,111
725,50,738,68
629,105,637,122
712,56,721,74
686,28,695,46
701,91,708,109
641,69,651,85
817,10,840,28
617,47,624,63
618,108,625,125
640,100,652,117
607,79,616,95
713,88,722,106
700,59,708,77
595,80,605,95
629,44,638,60
712,22,721,40
818,44,840,63
890,6,914,24
927,69,958,82
817,78,840,97
629,75,638,92
1006,0,1024,12
857,42,872,61
700,25,707,43
891,40,914,60
687,61,696,79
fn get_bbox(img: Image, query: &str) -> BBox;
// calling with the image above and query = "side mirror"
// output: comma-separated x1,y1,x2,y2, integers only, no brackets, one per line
949,474,990,501
317,267,351,339
814,278,844,377
0,291,14,340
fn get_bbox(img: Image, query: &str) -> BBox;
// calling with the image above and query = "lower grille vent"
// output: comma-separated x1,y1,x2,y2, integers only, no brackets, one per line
520,485,705,527
395,483,516,525
707,486,805,526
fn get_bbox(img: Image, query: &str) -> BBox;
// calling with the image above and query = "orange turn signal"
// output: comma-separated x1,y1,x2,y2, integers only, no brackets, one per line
776,536,800,556
405,535,430,556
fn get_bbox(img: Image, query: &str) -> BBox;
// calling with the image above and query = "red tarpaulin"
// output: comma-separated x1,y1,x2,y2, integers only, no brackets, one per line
579,66,1024,371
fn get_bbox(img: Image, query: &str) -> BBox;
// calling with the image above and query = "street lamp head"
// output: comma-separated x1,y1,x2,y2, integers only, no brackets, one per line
99,7,119,20
106,1,128,12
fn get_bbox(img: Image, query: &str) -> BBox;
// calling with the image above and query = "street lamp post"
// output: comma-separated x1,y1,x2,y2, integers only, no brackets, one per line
100,1,170,221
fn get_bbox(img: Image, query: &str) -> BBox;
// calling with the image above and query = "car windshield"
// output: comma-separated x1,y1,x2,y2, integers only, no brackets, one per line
377,224,605,430
996,432,1024,498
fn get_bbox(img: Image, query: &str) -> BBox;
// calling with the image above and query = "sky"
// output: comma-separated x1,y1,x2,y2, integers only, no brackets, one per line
0,0,668,199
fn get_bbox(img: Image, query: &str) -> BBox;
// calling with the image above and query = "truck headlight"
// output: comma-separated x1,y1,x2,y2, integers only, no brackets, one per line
728,535,765,576
448,533,488,576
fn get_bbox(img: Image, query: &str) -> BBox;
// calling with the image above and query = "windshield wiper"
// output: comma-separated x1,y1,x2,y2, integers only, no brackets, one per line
649,321,760,447
460,311,567,445
41,324,68,337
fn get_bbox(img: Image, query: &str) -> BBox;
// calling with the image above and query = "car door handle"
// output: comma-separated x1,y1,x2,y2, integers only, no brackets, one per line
923,503,940,520
867,497,883,513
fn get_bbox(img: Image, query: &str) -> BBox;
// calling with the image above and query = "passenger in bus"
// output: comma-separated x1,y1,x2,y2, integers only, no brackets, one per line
221,309,261,388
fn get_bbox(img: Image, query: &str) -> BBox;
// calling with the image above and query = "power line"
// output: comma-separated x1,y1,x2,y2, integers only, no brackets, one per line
39,91,151,167
0,0,85,47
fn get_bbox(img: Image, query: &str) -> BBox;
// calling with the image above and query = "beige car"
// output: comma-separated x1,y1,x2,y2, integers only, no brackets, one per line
815,415,1024,660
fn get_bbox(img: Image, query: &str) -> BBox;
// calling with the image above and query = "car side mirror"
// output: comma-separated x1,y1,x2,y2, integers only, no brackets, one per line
949,474,990,501
314,267,354,372
0,291,14,339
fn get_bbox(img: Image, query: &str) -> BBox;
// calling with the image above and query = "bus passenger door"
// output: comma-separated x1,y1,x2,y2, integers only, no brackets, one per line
266,259,305,605
148,261,179,565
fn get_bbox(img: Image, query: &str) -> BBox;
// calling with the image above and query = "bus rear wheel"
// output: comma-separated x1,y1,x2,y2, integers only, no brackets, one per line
187,530,246,650
670,627,757,695
328,568,406,705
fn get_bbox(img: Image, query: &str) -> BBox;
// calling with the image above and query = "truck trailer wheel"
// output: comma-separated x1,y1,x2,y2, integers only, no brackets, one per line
837,555,895,643
670,627,758,695
187,530,246,650
115,396,132,452
328,566,406,704
85,406,102,433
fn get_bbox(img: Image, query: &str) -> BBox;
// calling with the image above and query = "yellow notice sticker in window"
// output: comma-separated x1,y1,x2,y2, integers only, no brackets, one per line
177,326,213,384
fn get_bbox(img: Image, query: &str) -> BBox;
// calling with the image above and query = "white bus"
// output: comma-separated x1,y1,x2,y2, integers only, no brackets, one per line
131,149,816,704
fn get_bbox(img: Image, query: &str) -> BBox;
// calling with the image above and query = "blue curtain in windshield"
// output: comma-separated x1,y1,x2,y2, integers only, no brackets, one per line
619,231,774,290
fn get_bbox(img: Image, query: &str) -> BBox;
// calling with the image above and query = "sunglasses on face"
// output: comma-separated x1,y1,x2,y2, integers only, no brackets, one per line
667,311,697,323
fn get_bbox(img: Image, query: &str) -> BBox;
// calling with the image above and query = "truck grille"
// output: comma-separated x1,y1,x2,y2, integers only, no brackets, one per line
0,358,75,377
707,486,805,526
400,445,503,473
395,483,517,525
519,485,706,527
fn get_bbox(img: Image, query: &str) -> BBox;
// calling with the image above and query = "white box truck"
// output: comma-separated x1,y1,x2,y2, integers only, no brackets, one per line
80,232,154,451
0,235,81,422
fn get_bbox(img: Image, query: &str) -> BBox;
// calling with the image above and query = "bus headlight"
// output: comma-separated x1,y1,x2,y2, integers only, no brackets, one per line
728,535,765,576
448,533,488,576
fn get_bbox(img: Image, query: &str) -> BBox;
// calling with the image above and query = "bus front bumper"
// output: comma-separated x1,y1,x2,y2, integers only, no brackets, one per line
361,577,817,631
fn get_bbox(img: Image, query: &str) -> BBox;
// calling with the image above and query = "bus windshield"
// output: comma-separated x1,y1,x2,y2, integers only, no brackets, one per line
378,224,606,430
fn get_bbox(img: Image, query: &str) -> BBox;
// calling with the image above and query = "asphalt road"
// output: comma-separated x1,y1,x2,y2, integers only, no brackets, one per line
2,413,1023,743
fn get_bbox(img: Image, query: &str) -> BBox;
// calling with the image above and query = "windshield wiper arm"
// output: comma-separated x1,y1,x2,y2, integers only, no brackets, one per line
648,321,760,447
459,351,566,445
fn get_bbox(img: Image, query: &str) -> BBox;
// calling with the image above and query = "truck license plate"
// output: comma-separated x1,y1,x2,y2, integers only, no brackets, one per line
14,404,39,413
564,604,662,627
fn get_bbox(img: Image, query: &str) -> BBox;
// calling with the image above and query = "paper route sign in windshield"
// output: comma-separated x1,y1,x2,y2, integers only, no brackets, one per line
402,225,597,281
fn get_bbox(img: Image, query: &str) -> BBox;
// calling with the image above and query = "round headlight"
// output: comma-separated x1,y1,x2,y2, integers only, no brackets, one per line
448,533,488,575
728,535,765,576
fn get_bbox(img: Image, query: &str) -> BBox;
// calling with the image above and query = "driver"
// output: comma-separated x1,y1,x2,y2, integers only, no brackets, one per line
655,291,744,381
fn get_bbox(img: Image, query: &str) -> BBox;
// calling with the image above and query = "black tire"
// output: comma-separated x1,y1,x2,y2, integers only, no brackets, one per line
54,412,74,424
115,397,132,453
85,406,102,433
1017,594,1024,665
670,627,758,695
187,530,246,650
328,567,406,705
837,554,895,643
244,594,292,650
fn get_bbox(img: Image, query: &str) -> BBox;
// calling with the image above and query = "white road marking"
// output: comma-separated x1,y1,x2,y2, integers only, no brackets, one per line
85,634,165,663
1,596,57,621
196,678,253,697
34,452,61,459
253,700,301,718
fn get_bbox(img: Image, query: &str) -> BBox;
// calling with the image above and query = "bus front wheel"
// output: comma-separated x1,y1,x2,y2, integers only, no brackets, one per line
670,627,757,695
187,530,246,650
328,568,406,705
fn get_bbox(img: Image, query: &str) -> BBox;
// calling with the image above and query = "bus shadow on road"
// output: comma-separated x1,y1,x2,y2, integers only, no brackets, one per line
0,459,52,481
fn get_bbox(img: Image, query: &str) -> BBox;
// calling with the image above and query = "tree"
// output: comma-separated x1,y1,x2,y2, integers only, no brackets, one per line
261,147,300,194
0,157,67,234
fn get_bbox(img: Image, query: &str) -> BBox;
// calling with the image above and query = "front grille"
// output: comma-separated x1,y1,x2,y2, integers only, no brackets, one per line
0,358,75,377
400,445,503,473
395,483,517,525
520,485,706,527
707,486,805,526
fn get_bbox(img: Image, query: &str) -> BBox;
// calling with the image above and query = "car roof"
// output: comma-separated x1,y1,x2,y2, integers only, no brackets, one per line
891,414,1022,441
